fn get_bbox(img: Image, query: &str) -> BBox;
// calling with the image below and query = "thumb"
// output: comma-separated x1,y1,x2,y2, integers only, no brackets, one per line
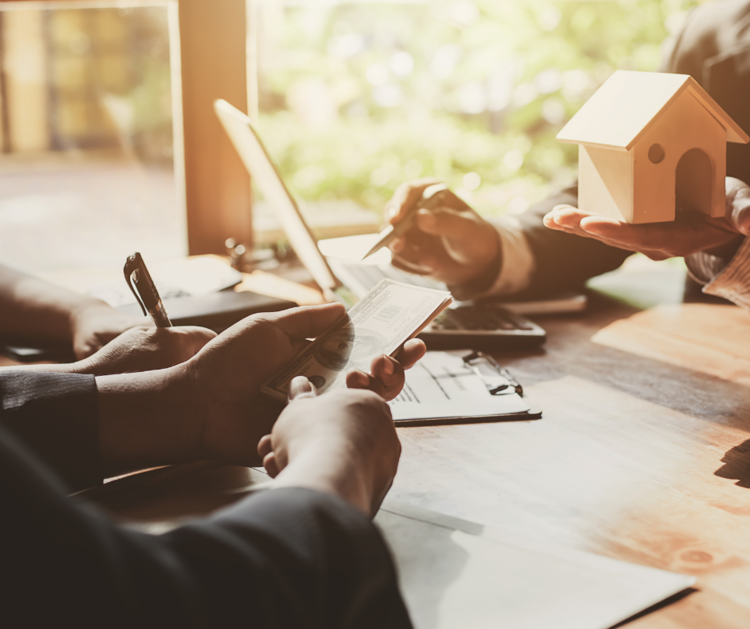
731,197,750,236
288,376,318,401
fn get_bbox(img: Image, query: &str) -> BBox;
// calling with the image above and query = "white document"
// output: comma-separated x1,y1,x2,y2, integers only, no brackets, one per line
389,351,531,422
376,500,695,629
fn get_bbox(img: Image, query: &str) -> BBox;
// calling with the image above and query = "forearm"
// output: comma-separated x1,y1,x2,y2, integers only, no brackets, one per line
0,368,185,488
273,443,374,516
96,362,275,475
96,364,203,476
0,264,103,344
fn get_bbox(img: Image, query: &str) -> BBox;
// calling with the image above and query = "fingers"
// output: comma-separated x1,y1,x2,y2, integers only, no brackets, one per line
546,204,648,245
543,205,597,236
391,253,439,276
259,425,281,476
289,375,317,401
395,338,426,369
580,215,702,255
258,434,281,477
543,206,664,258
345,345,424,402
389,229,445,274
727,177,750,236
387,178,441,224
551,207,674,253
371,354,404,396
545,204,739,259
734,203,750,236
259,378,318,478
415,207,482,240
578,215,648,243
267,303,345,340
346,369,386,398
391,236,406,254
263,452,280,478
257,434,272,458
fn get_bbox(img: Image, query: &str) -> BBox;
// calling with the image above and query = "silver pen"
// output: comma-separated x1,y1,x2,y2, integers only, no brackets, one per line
123,252,172,328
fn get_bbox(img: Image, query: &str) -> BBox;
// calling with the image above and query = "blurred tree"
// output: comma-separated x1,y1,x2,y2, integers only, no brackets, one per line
255,0,701,219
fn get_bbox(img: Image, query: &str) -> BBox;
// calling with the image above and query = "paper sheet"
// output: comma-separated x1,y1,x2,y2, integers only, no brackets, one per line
377,500,695,629
389,351,530,421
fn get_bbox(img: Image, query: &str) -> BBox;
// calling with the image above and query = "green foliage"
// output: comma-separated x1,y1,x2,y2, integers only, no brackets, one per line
256,0,700,217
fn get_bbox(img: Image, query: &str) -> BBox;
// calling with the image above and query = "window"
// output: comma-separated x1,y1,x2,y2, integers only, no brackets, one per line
248,0,698,244
0,1,184,274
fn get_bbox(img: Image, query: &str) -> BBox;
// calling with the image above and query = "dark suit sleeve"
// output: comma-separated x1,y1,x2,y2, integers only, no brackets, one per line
509,187,631,296
0,372,411,629
164,489,411,629
0,370,100,491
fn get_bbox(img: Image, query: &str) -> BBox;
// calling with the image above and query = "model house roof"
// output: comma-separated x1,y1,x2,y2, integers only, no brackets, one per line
557,70,749,151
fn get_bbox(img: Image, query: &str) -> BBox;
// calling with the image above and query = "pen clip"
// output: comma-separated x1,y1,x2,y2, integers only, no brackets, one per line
124,253,148,317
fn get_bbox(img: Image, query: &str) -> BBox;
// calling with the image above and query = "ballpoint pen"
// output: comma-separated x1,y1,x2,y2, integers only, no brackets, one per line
362,182,449,260
123,252,172,328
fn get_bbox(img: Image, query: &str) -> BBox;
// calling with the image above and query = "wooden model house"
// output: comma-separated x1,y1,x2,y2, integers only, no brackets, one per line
557,70,750,223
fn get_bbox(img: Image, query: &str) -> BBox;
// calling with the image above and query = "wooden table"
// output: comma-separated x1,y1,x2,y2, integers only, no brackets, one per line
89,264,750,628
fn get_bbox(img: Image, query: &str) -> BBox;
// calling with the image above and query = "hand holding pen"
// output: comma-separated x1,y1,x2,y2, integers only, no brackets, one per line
363,182,449,259
376,179,501,287
124,252,172,328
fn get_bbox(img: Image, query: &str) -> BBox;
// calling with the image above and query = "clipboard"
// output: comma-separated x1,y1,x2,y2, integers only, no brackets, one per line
389,350,542,426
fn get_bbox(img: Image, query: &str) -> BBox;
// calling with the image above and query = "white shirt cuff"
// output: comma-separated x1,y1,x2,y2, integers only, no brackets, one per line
702,236,750,312
480,216,536,297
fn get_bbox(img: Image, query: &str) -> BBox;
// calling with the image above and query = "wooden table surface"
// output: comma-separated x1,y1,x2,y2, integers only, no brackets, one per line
87,268,750,628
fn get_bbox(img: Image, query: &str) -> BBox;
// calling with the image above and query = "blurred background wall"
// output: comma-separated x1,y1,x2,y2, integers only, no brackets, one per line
0,2,184,273
250,0,701,244
0,0,703,272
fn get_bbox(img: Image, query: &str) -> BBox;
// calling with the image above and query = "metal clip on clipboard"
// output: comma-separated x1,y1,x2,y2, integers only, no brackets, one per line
462,351,523,397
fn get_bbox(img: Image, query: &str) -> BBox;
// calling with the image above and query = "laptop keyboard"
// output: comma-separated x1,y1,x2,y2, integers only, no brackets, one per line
339,260,445,290
430,308,534,332
339,260,535,334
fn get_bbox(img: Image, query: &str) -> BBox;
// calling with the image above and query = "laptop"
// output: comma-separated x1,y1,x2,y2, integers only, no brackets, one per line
214,99,545,350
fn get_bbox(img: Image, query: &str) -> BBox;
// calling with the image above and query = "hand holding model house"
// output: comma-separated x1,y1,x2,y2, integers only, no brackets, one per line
545,70,750,260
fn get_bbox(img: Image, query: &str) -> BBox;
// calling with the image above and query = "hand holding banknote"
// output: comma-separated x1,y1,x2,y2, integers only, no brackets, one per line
345,341,426,400
258,380,401,516
159,302,424,467
262,280,452,401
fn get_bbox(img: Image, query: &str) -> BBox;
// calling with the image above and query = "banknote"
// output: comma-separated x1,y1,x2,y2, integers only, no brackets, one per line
262,279,452,401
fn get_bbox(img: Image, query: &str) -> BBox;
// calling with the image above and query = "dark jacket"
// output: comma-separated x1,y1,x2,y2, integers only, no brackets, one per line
0,371,412,628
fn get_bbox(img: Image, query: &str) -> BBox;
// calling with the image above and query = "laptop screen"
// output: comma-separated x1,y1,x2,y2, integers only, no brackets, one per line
214,99,342,298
